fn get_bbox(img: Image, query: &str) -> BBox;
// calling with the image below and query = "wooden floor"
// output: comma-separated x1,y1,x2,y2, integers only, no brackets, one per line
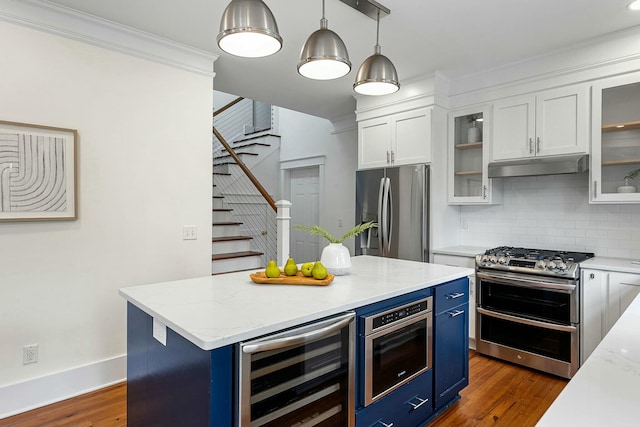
0,352,566,427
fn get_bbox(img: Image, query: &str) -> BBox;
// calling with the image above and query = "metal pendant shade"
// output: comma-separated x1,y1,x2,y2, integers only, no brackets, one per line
353,9,399,96
217,0,283,58
298,1,351,80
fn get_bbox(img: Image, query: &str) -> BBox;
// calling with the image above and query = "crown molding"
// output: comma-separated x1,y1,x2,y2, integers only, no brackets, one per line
0,0,218,77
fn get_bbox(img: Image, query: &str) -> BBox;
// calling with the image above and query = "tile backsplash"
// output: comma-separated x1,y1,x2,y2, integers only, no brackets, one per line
460,174,640,259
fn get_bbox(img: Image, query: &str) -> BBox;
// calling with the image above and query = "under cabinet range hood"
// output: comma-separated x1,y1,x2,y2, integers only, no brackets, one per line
487,154,589,178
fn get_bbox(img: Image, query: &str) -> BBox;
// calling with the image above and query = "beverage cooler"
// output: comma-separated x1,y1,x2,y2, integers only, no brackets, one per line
237,312,355,427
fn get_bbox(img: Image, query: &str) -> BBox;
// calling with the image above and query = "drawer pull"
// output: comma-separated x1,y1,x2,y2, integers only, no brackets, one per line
407,395,429,410
446,292,465,300
448,310,465,318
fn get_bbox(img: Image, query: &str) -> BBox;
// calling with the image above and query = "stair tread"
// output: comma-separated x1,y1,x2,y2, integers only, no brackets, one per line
213,221,243,226
212,267,262,275
213,208,232,212
232,133,280,145
214,152,258,161
212,250,263,261
228,141,270,149
212,235,253,242
213,196,224,199
213,172,231,176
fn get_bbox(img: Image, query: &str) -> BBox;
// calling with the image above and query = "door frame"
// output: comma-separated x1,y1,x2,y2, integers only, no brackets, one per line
280,156,326,255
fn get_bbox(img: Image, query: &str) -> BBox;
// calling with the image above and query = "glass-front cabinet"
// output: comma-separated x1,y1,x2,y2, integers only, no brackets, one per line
448,105,501,204
591,72,640,203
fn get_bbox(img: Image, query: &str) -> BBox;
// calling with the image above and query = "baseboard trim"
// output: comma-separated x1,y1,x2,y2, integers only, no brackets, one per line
0,354,126,419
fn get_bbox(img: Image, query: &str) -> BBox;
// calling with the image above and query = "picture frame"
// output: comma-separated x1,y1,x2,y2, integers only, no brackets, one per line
0,120,78,221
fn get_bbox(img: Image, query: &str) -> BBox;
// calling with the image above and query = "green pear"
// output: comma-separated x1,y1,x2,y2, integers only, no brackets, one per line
265,260,281,278
284,257,298,276
301,262,314,277
312,261,328,280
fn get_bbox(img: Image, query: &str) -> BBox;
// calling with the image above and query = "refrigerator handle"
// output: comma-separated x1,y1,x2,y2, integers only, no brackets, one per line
386,177,393,255
377,177,386,255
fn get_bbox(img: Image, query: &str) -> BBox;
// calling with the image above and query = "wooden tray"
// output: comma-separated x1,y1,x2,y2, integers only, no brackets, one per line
249,271,334,286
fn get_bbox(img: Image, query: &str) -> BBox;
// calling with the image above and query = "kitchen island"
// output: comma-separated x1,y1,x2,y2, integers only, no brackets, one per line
120,255,473,426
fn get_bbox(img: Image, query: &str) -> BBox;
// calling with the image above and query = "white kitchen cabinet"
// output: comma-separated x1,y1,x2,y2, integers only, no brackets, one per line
590,72,640,203
432,253,477,348
492,85,589,161
447,105,502,205
581,268,640,363
358,107,431,170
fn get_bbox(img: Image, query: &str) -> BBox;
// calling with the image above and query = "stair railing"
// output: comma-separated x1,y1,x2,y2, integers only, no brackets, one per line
213,96,280,265
212,126,277,212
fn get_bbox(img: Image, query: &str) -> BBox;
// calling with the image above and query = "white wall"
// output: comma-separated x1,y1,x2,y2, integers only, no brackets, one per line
0,20,212,415
460,174,640,259
278,110,358,254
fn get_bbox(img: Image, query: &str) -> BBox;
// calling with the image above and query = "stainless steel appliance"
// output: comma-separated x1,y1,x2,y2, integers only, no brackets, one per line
355,164,429,262
238,312,355,427
475,246,594,378
362,296,433,405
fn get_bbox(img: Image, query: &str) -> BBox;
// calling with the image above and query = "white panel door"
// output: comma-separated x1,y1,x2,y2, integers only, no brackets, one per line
290,167,320,263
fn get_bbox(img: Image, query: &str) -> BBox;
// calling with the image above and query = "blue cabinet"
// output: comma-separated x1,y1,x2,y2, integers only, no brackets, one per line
356,370,433,427
434,278,470,409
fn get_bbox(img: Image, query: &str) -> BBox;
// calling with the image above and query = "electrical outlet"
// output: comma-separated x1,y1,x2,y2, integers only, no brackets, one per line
183,225,197,240
460,218,469,229
23,344,38,365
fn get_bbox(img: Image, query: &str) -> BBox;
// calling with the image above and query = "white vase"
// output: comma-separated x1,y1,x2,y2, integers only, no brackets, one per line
467,125,482,143
320,243,352,276
617,178,637,193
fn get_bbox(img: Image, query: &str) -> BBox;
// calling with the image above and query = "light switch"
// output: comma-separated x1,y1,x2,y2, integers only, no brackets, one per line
183,225,197,240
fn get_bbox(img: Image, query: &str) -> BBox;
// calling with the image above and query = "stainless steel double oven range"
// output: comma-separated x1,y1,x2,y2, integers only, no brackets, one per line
475,246,594,379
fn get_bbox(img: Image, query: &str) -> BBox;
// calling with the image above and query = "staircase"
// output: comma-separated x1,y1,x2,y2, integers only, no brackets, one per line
211,134,280,275
212,180,263,274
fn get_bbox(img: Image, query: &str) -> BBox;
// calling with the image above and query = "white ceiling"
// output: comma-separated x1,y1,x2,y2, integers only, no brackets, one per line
46,0,640,120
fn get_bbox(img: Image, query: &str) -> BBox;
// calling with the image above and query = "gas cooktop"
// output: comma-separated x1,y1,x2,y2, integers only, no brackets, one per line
475,246,595,279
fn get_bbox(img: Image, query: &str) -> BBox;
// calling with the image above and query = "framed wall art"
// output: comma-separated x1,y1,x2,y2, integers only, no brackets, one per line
0,120,78,221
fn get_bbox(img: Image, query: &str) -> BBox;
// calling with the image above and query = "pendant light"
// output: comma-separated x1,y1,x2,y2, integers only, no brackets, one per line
353,8,399,96
217,0,283,58
298,0,351,80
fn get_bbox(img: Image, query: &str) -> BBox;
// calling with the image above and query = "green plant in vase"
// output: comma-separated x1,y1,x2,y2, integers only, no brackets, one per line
295,221,377,275
618,167,640,193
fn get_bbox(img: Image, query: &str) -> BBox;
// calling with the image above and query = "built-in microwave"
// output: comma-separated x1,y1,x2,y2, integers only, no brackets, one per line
361,296,433,405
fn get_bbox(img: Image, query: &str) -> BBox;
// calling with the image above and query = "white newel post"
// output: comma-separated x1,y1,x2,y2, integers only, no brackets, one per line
276,200,292,266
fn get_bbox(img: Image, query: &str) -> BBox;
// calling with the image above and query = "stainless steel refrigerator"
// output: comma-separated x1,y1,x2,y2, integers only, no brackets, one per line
355,164,430,262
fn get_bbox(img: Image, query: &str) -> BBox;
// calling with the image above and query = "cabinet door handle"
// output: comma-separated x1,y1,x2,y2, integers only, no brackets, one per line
536,137,541,153
391,150,395,164
593,181,598,199
446,292,465,299
407,395,430,410
386,151,390,164
529,138,534,154
589,273,595,279
483,185,487,199
620,282,640,287
448,310,465,318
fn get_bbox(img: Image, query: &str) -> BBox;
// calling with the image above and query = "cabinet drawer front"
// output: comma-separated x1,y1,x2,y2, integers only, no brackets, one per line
610,272,640,287
435,278,469,314
433,254,476,268
356,370,433,427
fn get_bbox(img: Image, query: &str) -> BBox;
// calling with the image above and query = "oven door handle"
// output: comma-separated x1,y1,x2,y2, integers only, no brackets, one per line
477,307,577,333
476,271,576,292
241,312,355,354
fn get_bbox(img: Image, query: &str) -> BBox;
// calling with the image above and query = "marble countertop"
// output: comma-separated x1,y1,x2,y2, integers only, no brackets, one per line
536,292,640,427
581,256,640,274
432,245,489,257
119,255,473,351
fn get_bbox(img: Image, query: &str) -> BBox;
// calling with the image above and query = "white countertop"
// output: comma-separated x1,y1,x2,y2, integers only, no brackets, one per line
581,256,640,274
119,256,473,351
432,245,489,258
536,293,640,427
